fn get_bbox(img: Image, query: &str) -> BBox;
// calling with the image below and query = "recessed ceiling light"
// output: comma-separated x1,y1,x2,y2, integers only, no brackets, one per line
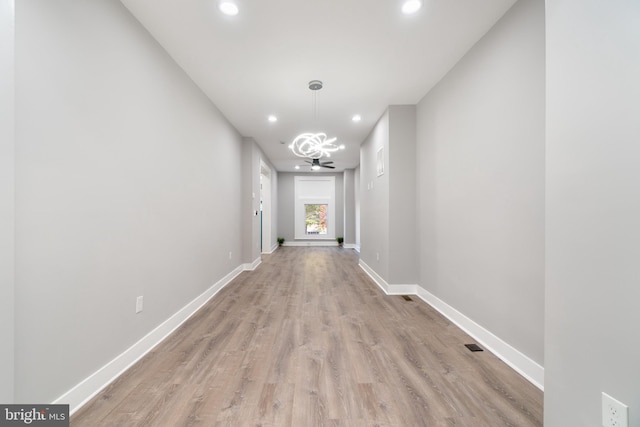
268,115,278,123
339,144,346,150
352,114,362,122
295,165,300,170
219,1,239,16
402,0,422,14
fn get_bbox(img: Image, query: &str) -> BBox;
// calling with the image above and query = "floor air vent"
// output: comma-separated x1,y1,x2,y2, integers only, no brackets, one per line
465,344,484,352
401,295,413,301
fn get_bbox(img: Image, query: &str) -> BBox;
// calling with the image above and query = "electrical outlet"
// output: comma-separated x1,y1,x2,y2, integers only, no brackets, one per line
136,296,143,314
229,251,232,260
602,392,628,427
376,252,380,261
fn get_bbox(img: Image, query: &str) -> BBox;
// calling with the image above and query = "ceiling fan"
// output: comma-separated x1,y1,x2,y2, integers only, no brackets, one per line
305,158,335,170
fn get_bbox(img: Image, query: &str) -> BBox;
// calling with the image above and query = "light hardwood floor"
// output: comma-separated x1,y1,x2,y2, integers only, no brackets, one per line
72,247,543,426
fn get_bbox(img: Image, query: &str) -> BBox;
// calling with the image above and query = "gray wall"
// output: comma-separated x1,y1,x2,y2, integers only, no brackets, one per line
415,0,545,365
360,106,418,285
277,172,344,242
242,137,277,262
360,111,390,278
545,0,640,425
277,172,294,241
388,106,417,285
354,166,360,250
343,169,356,245
0,0,15,404
268,161,278,251
14,0,244,403
242,139,256,262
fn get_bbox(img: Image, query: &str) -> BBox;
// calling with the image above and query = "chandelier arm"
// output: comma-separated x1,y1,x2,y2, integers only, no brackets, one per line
290,132,337,159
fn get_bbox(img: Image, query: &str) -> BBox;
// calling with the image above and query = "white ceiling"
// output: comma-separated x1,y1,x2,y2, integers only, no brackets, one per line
120,0,517,172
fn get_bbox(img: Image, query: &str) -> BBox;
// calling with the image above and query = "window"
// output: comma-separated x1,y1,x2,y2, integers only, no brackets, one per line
294,176,335,239
305,204,328,235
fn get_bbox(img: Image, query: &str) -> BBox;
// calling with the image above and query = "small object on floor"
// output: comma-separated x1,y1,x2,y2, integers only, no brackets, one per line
401,295,413,301
465,343,484,352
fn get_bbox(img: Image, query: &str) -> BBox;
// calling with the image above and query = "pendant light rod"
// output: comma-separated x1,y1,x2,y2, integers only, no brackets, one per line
309,80,322,120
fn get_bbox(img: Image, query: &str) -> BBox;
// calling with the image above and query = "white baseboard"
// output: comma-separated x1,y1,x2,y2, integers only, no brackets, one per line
358,260,415,295
262,243,279,254
283,241,339,247
243,257,261,271
415,287,544,390
358,260,544,391
54,265,244,415
344,243,357,250
359,260,391,293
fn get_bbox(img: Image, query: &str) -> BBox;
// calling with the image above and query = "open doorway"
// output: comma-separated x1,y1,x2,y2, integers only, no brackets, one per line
260,161,272,253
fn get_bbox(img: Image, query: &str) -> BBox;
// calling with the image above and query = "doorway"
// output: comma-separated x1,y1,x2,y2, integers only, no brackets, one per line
260,161,272,253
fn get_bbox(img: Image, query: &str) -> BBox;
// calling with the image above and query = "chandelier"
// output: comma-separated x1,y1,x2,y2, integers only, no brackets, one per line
289,80,344,160
289,132,343,159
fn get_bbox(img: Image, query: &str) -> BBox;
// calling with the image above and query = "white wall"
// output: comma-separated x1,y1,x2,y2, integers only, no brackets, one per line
416,0,545,366
0,0,15,404
545,0,640,425
14,0,244,403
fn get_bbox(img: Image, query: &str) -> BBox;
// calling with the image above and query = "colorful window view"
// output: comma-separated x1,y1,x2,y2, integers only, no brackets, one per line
305,204,328,235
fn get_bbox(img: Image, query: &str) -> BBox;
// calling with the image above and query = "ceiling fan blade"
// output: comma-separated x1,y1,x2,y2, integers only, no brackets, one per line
320,161,334,165
321,165,335,169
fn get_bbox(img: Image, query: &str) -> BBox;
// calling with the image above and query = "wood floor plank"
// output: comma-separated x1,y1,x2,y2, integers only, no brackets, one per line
72,247,542,426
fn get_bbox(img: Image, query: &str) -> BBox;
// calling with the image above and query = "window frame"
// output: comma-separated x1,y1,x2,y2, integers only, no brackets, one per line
294,176,335,240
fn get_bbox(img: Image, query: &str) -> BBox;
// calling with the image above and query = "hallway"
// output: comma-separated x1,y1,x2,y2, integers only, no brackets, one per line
72,247,542,426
